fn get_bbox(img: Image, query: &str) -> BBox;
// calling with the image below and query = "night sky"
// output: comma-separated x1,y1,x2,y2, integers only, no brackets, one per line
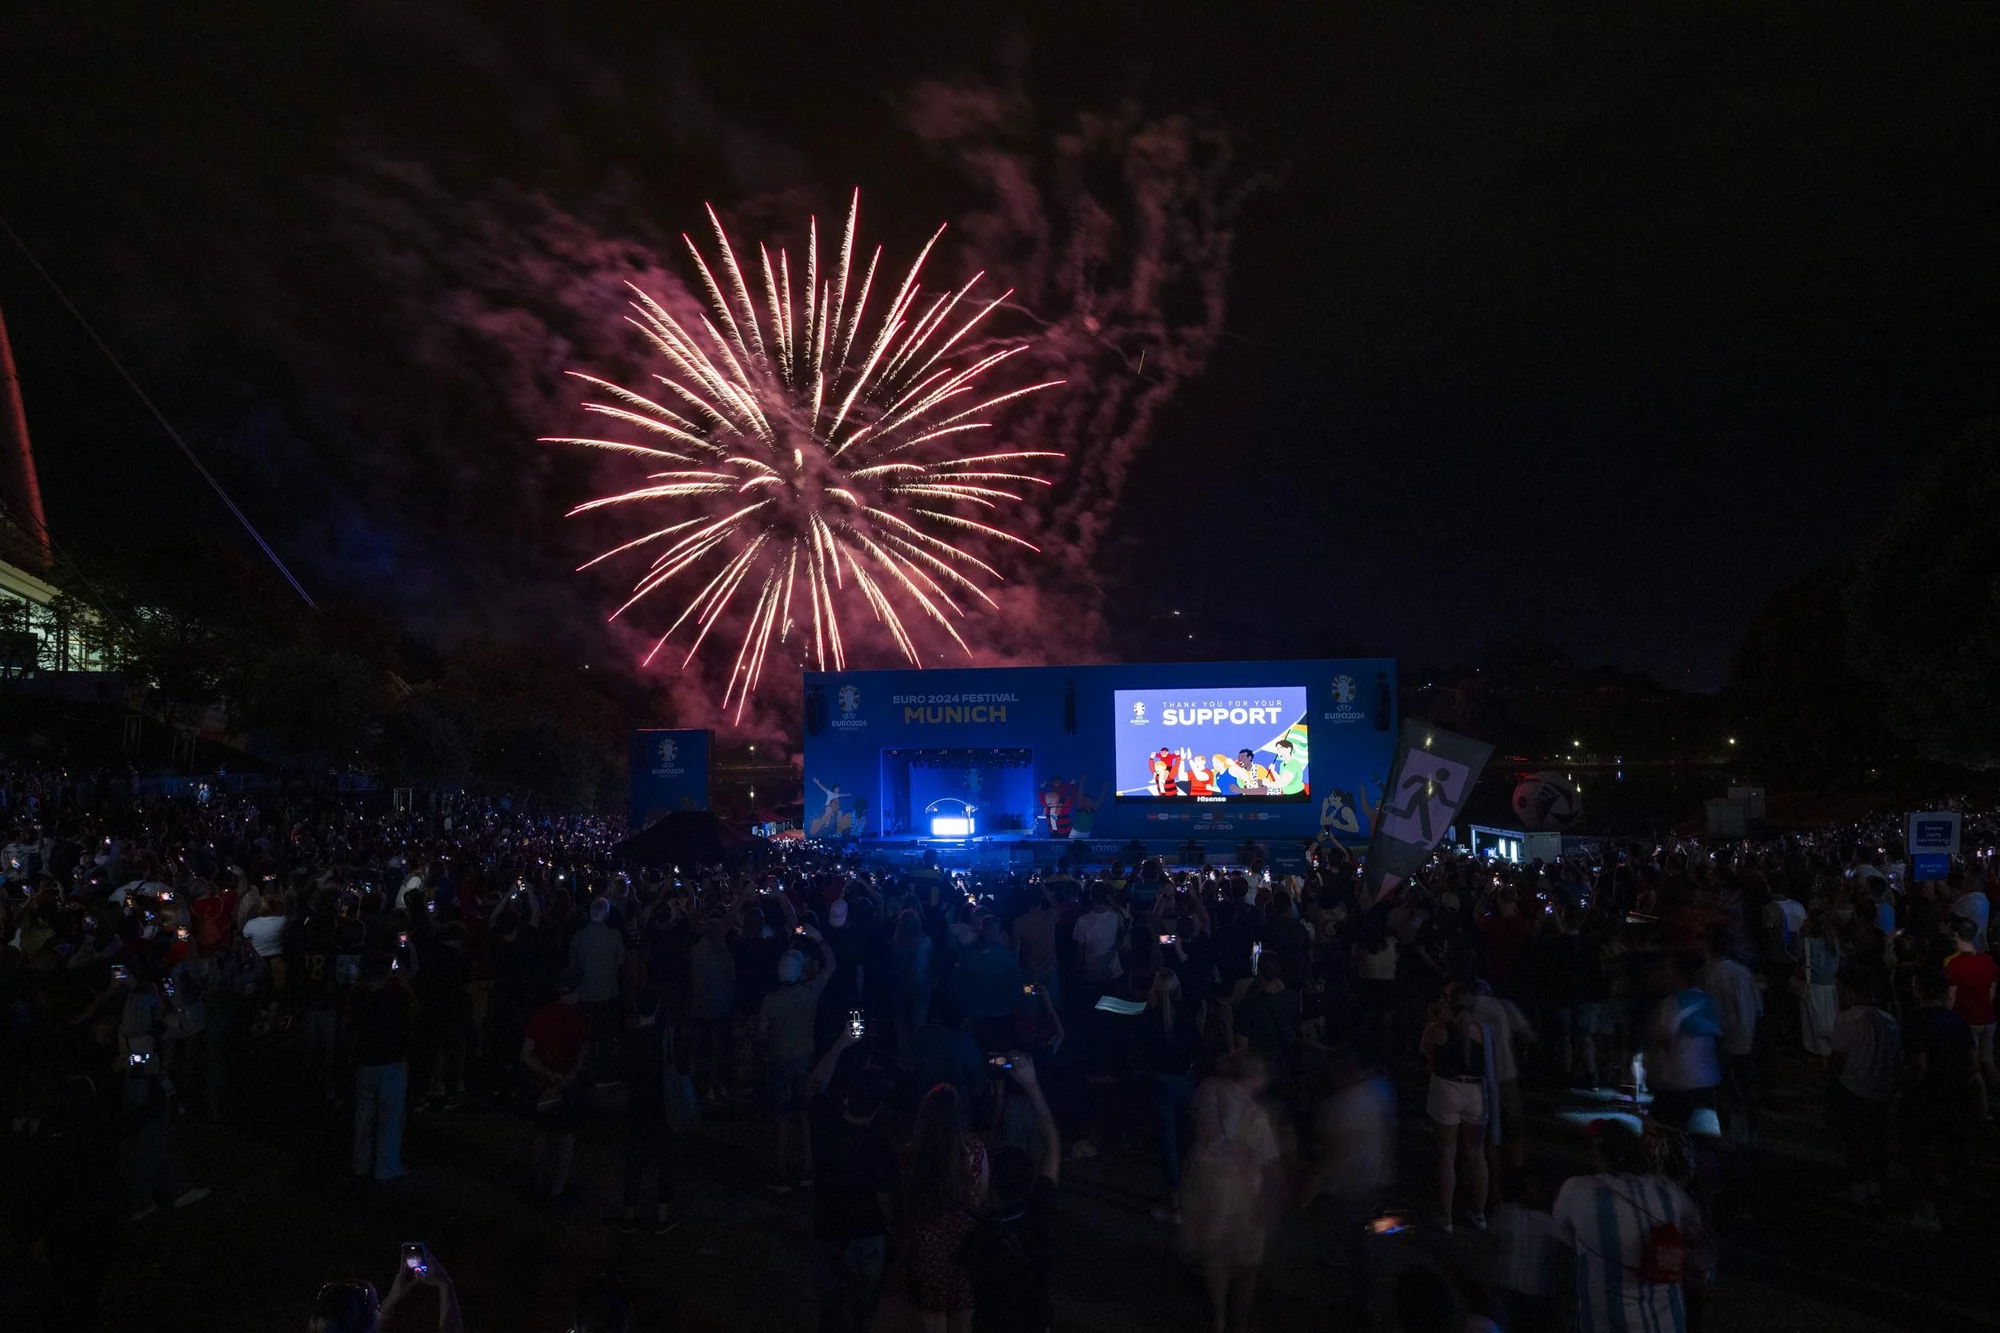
4,3,1996,705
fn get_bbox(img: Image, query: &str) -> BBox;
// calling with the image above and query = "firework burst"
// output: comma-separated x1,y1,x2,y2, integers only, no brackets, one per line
546,191,1063,721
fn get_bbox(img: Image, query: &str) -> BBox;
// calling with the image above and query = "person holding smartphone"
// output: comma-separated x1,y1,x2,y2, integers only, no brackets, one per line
346,951,415,1183
308,1244,463,1333
119,984,211,1219
759,926,837,1192
807,1030,897,1333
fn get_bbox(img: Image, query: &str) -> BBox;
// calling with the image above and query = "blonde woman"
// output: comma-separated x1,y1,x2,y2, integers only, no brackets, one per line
1421,981,1494,1232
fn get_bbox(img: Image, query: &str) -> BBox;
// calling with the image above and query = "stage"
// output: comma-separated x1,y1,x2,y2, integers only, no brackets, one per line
800,658,1399,873
841,832,1327,875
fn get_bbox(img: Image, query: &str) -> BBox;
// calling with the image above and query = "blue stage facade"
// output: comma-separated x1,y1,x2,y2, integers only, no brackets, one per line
801,659,1397,870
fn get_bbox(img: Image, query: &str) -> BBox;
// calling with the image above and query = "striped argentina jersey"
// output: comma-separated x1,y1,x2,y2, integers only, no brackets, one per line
1550,1172,1706,1333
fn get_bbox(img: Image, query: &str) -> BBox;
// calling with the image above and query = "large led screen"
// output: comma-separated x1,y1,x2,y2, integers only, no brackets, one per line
1112,686,1309,802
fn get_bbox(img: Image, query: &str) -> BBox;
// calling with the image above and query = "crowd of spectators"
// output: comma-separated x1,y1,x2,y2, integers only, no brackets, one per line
4,754,1998,1332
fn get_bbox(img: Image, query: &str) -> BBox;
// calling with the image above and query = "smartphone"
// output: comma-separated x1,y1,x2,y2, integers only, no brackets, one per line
110,964,131,982
162,979,178,1000
397,932,410,948
1367,1213,1410,1236
848,1009,865,1039
1022,984,1036,995
391,959,402,972
127,1050,154,1069
1159,933,1176,946
402,1242,430,1276
176,926,191,942
987,1055,1014,1074
1251,941,1263,971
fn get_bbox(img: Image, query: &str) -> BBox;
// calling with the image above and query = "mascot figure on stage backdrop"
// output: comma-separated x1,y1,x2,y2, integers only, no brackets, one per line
810,779,844,837
1039,776,1079,838
1320,788,1360,837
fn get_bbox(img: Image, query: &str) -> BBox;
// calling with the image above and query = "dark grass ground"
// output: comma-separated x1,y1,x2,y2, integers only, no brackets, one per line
6,1039,1998,1331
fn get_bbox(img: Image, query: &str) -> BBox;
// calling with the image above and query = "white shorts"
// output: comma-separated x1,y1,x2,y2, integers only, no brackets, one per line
1427,1076,1487,1126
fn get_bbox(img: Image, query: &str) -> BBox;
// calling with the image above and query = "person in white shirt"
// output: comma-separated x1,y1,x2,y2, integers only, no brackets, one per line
1829,968,1900,1204
1071,885,1125,993
1646,960,1722,1135
243,898,290,960
1551,1119,1708,1333
1699,926,1764,1142
1763,892,1806,961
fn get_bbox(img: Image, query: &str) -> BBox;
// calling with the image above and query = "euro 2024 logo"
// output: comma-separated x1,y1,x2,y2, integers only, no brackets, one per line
1129,700,1148,725
838,684,861,718
655,737,678,767
1331,675,1357,706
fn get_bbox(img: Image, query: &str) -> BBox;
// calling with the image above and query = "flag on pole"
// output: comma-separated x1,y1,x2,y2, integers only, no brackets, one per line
1361,720,1494,905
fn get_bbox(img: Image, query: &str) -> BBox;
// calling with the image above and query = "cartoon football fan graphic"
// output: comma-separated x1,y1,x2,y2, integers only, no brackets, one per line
1271,724,1310,796
1184,750,1218,796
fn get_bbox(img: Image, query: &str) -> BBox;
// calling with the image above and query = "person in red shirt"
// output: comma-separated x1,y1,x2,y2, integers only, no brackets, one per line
1477,885,1537,1000
1945,917,1998,1114
521,967,594,1198
188,878,238,955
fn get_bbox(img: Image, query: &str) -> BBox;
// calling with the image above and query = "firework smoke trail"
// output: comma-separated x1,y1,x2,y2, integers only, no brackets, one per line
547,192,1064,721
904,81,1252,657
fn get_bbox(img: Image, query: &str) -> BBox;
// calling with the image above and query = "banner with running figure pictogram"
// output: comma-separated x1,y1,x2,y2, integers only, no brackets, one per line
1361,720,1493,905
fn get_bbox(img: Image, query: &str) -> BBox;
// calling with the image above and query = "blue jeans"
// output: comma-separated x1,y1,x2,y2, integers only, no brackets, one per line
353,1061,408,1179
1154,1072,1196,1197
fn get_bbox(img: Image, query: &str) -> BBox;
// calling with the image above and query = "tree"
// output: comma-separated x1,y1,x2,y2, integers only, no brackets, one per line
238,647,381,770
1726,562,1885,782
1845,420,2000,769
